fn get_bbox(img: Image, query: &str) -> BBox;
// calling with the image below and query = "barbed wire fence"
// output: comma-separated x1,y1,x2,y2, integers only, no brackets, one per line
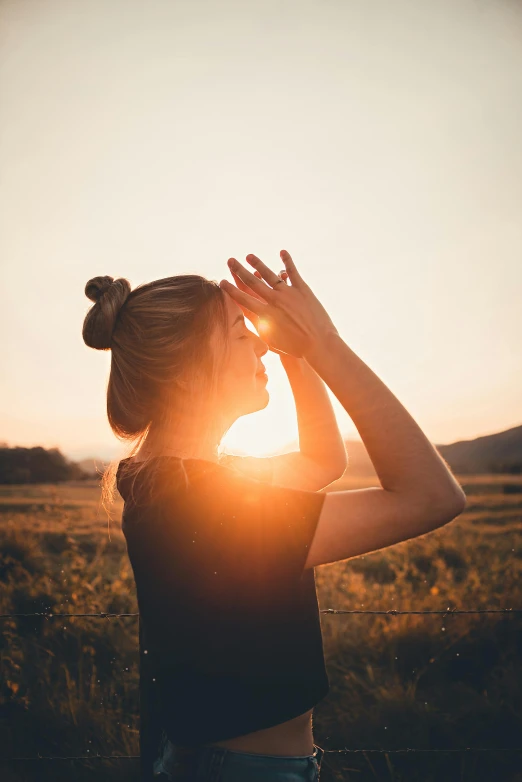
2,606,522,778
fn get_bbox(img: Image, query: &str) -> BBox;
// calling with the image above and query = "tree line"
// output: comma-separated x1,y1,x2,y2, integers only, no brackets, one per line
0,446,89,484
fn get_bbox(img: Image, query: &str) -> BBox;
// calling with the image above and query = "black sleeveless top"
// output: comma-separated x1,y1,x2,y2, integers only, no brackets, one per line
116,455,330,749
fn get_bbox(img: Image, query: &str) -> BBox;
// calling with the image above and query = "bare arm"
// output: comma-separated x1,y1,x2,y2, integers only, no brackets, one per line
304,331,466,508
278,352,347,476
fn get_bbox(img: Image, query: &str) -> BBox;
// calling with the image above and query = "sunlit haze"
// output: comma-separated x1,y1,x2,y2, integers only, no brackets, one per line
1,0,521,462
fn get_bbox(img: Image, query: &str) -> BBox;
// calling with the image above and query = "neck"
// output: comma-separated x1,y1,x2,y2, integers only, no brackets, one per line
157,441,220,463
139,414,229,464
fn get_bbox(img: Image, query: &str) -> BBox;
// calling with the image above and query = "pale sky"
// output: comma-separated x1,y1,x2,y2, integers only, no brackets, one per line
1,0,521,462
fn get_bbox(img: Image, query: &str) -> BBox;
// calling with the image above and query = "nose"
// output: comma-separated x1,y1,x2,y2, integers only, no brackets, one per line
256,336,269,356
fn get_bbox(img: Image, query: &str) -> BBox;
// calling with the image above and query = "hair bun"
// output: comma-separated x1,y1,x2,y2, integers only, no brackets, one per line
85,275,115,303
83,275,132,350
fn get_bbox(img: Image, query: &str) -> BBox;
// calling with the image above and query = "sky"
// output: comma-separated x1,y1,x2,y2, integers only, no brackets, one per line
1,0,521,462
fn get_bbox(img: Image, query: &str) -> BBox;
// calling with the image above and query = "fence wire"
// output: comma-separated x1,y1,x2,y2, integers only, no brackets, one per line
7,747,522,761
2,607,521,763
1,607,521,618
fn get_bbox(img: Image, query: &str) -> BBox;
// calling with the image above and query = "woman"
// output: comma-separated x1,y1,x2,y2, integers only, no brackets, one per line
82,250,466,781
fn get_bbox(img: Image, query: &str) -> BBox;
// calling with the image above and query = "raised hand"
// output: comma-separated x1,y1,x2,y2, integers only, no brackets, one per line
220,250,338,358
228,267,287,329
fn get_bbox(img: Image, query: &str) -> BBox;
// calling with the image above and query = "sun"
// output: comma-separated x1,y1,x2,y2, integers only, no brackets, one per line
222,367,298,457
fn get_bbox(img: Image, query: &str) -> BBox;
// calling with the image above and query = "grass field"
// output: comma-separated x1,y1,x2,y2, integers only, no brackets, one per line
0,473,521,781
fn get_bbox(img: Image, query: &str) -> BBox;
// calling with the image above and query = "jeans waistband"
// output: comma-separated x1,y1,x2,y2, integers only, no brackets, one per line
153,737,325,779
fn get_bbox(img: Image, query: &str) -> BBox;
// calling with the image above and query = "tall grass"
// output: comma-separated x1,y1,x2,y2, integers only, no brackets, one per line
0,475,521,781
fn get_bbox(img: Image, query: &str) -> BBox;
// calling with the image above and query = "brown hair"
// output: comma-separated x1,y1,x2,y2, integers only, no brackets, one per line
82,273,231,521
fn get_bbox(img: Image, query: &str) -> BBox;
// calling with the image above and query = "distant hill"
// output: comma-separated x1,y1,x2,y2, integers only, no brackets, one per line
341,424,522,476
65,443,121,463
0,446,91,484
76,458,107,478
436,424,522,475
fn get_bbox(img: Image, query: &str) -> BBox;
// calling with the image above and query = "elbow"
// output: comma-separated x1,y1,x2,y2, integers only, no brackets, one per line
332,460,349,482
321,462,348,490
336,459,348,479
319,455,348,482
445,490,467,518
429,487,467,526
321,464,348,488
333,450,349,479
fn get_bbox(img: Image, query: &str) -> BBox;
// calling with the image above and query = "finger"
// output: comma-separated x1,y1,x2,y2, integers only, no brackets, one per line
279,249,304,288
227,258,276,301
245,254,283,288
232,293,259,327
219,278,270,316
255,270,288,282
231,269,265,302
230,274,262,326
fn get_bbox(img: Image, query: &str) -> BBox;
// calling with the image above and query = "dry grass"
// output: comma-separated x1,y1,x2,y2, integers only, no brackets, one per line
0,474,521,781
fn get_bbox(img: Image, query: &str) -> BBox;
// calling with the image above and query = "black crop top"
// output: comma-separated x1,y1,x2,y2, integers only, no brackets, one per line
116,455,330,751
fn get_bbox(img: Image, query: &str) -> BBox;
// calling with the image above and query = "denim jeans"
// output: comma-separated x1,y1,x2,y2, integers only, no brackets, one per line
153,733,324,781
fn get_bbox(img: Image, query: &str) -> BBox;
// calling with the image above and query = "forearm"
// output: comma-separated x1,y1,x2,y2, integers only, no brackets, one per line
279,353,347,474
304,332,465,504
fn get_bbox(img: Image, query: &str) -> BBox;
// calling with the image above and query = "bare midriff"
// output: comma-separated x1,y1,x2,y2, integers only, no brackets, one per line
201,707,315,756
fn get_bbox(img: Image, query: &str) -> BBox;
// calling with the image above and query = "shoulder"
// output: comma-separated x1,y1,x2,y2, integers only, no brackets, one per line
218,454,273,484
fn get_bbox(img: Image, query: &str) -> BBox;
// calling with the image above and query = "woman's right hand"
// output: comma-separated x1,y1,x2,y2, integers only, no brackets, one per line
219,250,339,358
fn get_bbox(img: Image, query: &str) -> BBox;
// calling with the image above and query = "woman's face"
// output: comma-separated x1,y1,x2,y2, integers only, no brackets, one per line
217,291,270,419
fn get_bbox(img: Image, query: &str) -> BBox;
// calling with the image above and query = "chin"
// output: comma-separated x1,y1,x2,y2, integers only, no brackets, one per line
248,388,269,414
